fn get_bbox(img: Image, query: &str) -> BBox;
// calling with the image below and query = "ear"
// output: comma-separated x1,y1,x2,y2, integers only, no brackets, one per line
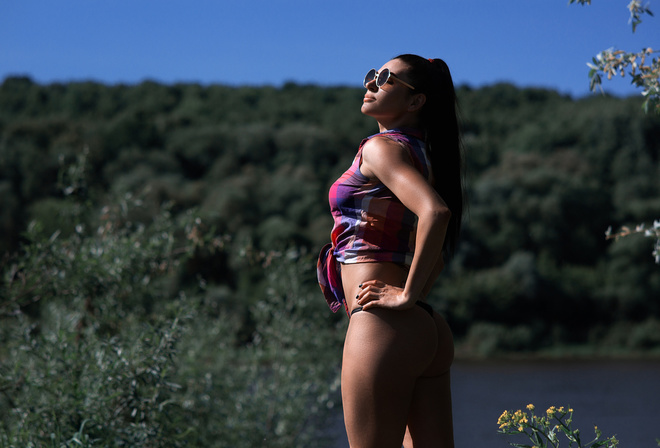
408,93,426,112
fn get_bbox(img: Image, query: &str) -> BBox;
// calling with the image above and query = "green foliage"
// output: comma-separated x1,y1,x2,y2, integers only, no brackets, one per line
1,194,197,445
1,307,190,447
1,65,659,446
0,156,343,446
1,77,659,359
498,404,619,448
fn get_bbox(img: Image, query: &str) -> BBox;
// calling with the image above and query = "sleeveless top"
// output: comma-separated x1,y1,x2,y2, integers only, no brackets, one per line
317,128,432,314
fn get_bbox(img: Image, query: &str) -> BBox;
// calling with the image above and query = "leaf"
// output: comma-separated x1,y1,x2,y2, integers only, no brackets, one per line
589,73,602,92
560,426,573,437
632,20,641,33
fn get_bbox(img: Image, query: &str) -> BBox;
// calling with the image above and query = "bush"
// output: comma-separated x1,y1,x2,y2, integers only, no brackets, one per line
0,166,343,446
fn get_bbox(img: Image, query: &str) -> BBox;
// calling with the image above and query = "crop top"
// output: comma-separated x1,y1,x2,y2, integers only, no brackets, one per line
317,128,432,314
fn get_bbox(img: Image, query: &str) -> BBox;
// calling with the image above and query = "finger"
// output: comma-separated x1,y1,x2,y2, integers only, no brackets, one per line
357,283,381,298
359,279,386,289
356,289,376,305
361,298,384,310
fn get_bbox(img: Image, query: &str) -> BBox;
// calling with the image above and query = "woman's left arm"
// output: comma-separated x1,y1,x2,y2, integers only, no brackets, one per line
357,137,451,310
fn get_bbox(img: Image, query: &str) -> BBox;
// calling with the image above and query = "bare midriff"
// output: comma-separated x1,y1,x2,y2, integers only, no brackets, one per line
340,261,410,313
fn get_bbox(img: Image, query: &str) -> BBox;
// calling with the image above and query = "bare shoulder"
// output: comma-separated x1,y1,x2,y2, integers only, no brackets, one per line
362,134,408,158
361,135,412,178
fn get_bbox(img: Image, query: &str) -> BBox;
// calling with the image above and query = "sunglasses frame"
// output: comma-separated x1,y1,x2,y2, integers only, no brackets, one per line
363,68,415,90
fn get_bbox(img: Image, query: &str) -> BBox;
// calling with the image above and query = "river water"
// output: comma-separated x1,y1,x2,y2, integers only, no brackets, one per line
329,359,660,447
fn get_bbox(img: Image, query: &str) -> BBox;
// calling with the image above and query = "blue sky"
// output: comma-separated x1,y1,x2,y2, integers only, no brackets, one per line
1,0,657,98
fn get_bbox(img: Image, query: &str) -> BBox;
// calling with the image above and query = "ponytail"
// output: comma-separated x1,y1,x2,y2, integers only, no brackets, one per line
394,54,465,257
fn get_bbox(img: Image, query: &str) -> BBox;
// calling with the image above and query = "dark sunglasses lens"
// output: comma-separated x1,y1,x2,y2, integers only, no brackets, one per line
364,69,376,87
377,68,390,87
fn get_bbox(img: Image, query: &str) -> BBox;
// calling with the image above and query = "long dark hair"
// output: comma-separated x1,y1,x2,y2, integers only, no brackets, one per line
394,54,465,256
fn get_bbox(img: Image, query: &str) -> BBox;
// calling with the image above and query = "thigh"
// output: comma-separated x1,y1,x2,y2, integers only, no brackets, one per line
341,307,437,448
404,371,454,448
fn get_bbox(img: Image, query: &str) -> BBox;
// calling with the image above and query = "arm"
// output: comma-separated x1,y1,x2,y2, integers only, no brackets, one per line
356,136,451,310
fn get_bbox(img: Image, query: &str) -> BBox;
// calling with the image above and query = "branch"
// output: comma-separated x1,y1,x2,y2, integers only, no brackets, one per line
588,47,660,113
628,0,654,33
606,220,660,264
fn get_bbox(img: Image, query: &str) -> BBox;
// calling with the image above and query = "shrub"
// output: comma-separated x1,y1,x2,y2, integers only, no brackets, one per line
0,157,343,446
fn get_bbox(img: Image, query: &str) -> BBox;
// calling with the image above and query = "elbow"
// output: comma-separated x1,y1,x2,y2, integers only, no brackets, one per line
428,204,452,226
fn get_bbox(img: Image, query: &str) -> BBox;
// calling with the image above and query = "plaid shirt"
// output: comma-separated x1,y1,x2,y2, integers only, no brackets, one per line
317,128,432,314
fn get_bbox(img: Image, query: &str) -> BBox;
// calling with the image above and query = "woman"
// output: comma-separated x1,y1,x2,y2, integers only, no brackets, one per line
317,54,464,448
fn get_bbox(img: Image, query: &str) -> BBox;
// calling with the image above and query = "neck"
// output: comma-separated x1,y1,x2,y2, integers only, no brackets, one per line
377,116,421,133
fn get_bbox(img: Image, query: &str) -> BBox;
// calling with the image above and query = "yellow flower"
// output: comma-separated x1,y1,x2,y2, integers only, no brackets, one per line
498,411,513,429
526,404,535,411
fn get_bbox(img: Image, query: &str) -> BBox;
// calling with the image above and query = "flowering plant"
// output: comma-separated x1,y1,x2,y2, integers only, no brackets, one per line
498,404,619,448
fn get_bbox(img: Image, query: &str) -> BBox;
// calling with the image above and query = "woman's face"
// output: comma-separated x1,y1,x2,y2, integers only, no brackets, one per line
361,58,416,124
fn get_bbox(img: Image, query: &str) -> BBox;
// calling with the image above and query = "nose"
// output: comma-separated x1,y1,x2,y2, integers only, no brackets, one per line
365,78,378,92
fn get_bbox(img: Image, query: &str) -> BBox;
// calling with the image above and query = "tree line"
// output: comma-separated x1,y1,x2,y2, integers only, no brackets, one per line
1,76,659,354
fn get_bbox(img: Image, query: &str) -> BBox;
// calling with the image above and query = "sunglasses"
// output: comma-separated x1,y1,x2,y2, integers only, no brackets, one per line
363,68,415,90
